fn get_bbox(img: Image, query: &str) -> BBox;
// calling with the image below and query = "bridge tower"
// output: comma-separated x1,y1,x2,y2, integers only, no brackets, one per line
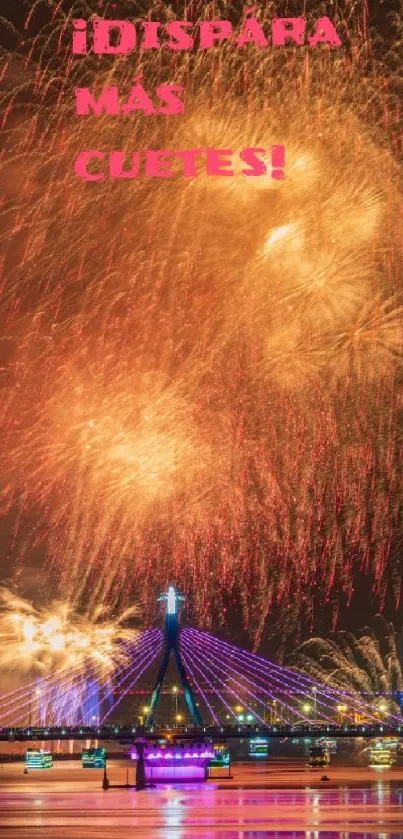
145,585,202,728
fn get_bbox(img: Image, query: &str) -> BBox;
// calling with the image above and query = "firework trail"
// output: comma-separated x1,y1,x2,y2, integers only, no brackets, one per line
291,615,403,715
182,626,403,725
0,587,138,674
0,586,142,724
0,2,402,640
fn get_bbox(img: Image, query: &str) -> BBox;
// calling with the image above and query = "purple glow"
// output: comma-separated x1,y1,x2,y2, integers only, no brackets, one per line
0,629,163,729
184,628,338,718
3,621,401,728
181,648,221,725
130,742,214,782
100,631,164,722
143,765,208,781
2,635,153,726
181,635,267,725
182,632,324,724
181,640,245,721
183,628,401,724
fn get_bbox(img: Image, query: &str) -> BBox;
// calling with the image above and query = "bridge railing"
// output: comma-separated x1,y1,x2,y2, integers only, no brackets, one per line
1,722,402,741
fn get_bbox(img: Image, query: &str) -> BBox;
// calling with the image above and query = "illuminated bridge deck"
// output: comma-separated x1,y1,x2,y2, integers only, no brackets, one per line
1,723,402,742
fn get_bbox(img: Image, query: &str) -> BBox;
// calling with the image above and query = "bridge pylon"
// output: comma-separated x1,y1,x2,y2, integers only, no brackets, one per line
145,586,202,728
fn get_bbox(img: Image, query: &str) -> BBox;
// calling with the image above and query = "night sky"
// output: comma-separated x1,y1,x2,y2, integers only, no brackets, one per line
0,0,402,660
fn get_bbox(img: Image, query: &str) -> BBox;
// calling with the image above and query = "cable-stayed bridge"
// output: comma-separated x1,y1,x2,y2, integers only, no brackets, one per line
1,587,402,741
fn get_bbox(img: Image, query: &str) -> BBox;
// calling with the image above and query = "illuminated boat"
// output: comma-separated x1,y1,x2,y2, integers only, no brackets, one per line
25,749,53,769
369,742,396,767
317,737,337,754
249,737,269,757
209,743,230,767
130,741,215,782
308,745,330,767
82,747,106,768
378,739,399,752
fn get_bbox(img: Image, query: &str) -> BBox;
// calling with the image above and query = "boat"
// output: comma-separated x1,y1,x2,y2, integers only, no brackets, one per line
81,747,107,768
308,744,330,767
249,737,269,757
25,749,53,769
209,743,231,768
369,742,396,768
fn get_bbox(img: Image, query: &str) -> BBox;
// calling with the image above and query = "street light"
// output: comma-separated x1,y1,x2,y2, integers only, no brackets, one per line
312,687,317,719
172,685,178,718
303,703,311,722
337,704,348,724
138,705,150,725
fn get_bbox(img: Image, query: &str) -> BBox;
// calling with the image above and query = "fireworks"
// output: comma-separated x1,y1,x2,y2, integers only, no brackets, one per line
0,2,402,638
292,616,403,714
0,587,138,677
180,628,400,725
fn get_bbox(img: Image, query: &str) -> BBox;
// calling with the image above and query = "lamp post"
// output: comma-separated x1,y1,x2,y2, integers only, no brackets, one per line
378,700,387,719
172,685,178,721
139,706,149,726
337,704,348,724
312,687,317,720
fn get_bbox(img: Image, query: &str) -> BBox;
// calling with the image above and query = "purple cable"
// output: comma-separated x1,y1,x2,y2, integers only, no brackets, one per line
184,630,334,724
3,636,152,727
78,630,163,725
0,661,93,716
188,628,398,721
181,636,266,725
185,628,389,723
183,634,302,725
0,629,159,712
181,641,239,721
3,658,103,727
101,641,163,723
3,629,162,728
76,629,162,720
181,647,220,725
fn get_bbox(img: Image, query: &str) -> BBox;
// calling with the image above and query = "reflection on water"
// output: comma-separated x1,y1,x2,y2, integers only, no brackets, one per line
160,784,403,839
1,761,403,839
176,835,403,839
